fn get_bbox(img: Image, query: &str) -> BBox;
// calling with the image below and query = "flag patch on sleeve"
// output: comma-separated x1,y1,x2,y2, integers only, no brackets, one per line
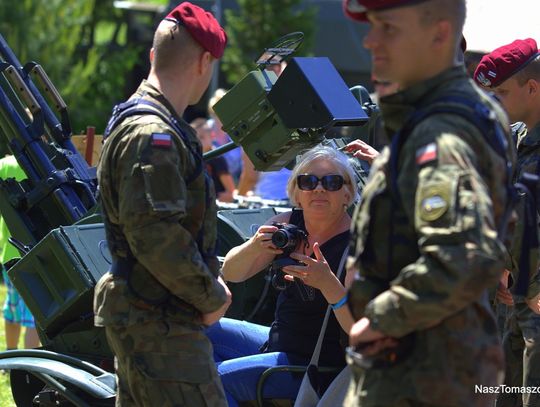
416,142,437,165
151,133,173,148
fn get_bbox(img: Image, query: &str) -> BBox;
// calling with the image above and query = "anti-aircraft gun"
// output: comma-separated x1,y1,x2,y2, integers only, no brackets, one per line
208,33,373,324
0,33,116,406
0,31,375,406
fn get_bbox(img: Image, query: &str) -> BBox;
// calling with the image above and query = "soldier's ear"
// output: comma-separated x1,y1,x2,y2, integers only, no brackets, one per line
197,51,213,74
432,20,452,56
149,48,155,64
527,79,538,96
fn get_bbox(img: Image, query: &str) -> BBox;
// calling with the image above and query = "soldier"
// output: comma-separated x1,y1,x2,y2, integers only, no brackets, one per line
474,38,540,407
94,2,231,406
342,1,515,406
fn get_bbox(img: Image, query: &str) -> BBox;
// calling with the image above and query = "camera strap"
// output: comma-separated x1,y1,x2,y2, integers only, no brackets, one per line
299,246,349,397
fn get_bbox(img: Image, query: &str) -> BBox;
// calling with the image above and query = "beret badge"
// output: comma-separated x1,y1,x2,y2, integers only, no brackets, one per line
475,72,492,88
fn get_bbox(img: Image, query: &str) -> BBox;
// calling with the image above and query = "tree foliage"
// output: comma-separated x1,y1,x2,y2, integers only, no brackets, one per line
221,0,317,85
0,0,140,133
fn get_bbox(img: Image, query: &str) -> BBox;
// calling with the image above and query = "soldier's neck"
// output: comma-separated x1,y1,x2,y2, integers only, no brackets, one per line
146,71,190,117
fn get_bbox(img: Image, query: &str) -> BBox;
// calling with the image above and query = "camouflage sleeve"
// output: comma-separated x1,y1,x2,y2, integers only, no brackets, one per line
364,118,507,338
509,154,540,300
116,122,227,314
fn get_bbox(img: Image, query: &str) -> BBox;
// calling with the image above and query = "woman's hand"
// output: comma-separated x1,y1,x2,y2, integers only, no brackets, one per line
282,242,335,291
250,225,283,256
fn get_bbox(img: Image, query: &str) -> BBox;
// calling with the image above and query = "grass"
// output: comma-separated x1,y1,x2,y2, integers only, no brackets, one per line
0,282,26,407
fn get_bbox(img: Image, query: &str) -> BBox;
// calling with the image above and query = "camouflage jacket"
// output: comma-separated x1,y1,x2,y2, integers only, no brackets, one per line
508,122,540,302
348,67,514,406
94,80,227,327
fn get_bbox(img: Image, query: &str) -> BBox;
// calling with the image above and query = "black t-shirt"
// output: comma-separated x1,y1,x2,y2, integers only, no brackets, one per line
206,156,229,194
265,209,349,367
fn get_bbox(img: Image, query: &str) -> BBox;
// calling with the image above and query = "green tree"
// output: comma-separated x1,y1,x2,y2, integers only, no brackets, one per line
0,0,140,134
221,0,317,85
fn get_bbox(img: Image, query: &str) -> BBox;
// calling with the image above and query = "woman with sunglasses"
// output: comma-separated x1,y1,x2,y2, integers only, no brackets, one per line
206,145,359,406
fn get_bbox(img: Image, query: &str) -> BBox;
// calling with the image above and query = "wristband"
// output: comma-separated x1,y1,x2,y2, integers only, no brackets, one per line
331,293,348,310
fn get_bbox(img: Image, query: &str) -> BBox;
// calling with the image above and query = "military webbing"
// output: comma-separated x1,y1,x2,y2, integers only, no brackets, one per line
102,97,215,305
104,98,203,184
388,95,536,296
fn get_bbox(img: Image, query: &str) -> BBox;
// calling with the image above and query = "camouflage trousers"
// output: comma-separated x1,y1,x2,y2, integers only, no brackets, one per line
105,319,227,407
343,359,448,407
495,303,540,407
343,343,500,407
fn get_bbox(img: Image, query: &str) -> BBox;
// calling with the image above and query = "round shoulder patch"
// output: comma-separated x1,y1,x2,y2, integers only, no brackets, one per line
419,186,449,222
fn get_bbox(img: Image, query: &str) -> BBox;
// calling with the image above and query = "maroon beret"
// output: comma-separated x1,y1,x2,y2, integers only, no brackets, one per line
343,0,430,21
474,38,539,88
166,2,227,59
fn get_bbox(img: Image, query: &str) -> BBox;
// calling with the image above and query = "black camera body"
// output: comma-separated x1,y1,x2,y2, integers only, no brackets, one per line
270,222,308,290
271,223,307,257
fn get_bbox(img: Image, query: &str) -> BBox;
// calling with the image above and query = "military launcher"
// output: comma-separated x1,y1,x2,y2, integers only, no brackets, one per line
0,31,374,406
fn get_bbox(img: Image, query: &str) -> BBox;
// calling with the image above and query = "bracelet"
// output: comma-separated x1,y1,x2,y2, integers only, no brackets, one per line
331,293,348,310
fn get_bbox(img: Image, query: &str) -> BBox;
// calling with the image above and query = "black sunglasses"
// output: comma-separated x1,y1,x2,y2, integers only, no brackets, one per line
297,174,347,191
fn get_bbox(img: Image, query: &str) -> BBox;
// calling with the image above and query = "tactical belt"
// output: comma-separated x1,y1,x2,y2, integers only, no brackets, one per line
110,254,172,306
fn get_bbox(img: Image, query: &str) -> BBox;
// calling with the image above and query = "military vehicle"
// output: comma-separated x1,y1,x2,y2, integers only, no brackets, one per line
0,31,375,406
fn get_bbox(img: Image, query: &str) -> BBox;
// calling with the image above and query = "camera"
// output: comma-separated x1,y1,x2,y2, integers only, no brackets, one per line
270,222,308,290
271,223,307,257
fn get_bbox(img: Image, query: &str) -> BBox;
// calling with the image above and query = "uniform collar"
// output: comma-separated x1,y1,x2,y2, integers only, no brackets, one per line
378,66,469,136
519,122,540,148
135,80,186,126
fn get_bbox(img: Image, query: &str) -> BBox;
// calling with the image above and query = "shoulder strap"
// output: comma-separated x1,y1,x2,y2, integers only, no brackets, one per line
389,95,513,236
309,246,349,367
513,172,540,296
388,95,538,297
104,98,203,184
295,246,349,402
289,208,305,229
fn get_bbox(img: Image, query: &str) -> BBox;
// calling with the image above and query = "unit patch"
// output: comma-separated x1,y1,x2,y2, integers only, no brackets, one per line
475,71,492,87
419,186,449,222
151,133,173,148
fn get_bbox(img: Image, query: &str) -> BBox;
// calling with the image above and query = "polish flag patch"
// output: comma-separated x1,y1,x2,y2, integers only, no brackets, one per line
151,133,173,148
416,142,437,165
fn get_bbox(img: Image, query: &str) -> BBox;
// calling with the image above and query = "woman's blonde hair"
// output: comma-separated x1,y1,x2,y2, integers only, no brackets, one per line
208,88,227,117
286,145,359,208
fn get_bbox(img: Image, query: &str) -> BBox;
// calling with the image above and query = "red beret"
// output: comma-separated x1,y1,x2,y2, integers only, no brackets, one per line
166,2,227,59
343,0,430,21
474,38,539,88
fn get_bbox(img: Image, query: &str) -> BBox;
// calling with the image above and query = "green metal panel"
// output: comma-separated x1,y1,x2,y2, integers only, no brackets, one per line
217,208,279,324
8,223,109,338
212,70,314,172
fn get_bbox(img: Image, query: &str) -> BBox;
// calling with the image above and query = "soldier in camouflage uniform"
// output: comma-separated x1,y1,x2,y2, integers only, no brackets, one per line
342,0,516,406
94,3,231,406
474,38,540,407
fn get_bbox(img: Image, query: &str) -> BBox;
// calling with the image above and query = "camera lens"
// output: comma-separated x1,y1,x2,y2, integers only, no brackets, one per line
272,230,290,248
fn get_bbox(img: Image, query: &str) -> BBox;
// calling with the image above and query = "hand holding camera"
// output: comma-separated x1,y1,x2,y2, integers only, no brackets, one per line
250,224,284,256
269,222,309,290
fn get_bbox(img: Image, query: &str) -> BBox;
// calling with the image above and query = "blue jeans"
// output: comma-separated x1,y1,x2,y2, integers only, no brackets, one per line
206,318,305,407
